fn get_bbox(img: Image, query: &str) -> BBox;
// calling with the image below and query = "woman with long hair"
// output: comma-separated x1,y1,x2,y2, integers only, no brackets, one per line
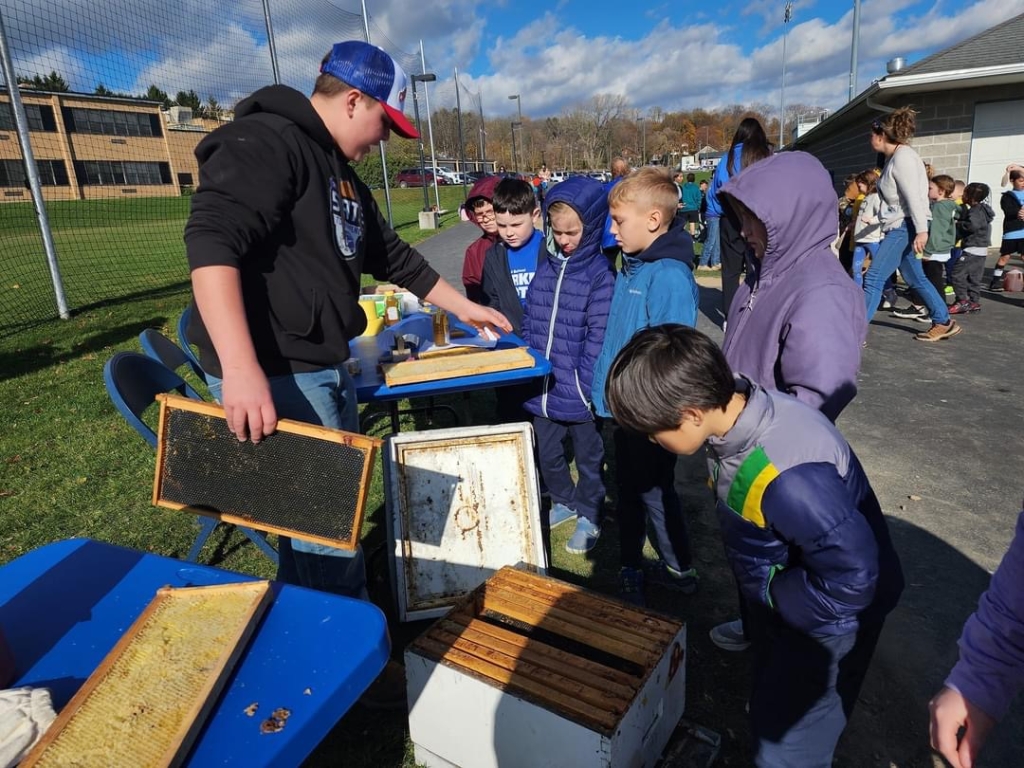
705,117,773,319
861,107,960,342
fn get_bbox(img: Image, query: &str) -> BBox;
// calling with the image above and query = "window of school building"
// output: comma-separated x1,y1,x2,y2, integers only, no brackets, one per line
62,107,163,138
0,103,58,132
0,158,69,187
72,160,171,186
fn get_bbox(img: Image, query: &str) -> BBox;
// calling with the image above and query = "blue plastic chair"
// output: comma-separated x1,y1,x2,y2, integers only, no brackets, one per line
175,306,207,383
103,351,278,565
138,329,202,399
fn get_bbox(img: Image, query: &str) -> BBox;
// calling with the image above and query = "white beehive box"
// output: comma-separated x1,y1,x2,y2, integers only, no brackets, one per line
406,567,687,768
384,423,547,622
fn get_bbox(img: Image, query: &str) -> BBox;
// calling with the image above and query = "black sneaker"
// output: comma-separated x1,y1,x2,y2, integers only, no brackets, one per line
891,304,928,319
989,277,1005,292
646,561,699,595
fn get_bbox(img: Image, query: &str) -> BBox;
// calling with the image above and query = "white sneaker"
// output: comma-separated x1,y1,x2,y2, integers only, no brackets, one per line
709,619,750,651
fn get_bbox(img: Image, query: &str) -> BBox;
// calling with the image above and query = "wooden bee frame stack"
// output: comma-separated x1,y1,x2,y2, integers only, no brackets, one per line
406,567,687,768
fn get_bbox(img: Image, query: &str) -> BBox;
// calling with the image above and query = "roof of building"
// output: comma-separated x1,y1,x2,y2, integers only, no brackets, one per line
889,10,1024,77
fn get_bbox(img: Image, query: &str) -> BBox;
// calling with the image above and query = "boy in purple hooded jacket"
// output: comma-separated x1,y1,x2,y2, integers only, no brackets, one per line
720,151,866,422
523,176,614,553
709,152,867,653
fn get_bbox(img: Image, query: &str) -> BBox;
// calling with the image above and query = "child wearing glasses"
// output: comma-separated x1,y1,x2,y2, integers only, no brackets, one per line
461,175,500,303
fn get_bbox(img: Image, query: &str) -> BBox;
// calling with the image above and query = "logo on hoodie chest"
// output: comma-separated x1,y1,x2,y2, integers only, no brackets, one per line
330,177,363,260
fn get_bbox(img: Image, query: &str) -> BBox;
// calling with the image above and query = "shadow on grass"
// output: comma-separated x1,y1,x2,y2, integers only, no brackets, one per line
0,281,190,342
0,315,169,382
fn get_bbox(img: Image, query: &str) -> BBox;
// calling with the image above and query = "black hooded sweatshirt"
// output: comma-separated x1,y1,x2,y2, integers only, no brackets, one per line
184,85,440,377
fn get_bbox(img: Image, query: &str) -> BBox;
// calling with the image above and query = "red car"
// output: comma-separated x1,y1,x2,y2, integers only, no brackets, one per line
394,168,449,187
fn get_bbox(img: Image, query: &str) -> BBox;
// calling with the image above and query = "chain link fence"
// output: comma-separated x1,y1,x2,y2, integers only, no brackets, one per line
0,0,485,336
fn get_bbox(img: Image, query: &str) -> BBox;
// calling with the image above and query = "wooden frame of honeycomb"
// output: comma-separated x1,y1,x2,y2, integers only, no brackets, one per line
22,581,272,767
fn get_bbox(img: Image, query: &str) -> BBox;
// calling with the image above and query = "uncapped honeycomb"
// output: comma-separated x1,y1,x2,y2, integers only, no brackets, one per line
24,581,271,767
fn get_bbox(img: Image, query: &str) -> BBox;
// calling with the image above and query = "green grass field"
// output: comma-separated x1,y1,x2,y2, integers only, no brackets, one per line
0,187,470,336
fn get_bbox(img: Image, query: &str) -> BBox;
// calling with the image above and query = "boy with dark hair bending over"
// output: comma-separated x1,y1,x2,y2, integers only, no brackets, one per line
605,324,904,767
590,167,700,605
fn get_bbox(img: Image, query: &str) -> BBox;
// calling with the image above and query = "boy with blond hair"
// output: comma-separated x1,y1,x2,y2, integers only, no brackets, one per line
590,167,700,605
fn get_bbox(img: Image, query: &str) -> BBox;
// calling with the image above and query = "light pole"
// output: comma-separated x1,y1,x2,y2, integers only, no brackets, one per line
779,1,793,149
508,94,522,172
638,116,646,166
849,0,861,102
411,72,436,213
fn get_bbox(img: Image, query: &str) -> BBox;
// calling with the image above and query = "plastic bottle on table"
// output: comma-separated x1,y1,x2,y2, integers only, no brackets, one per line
383,291,401,327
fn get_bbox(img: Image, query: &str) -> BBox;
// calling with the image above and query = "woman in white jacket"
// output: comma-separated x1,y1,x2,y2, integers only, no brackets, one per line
861,107,960,342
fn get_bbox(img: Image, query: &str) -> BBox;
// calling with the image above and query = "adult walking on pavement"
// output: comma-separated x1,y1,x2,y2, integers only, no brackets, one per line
860,107,960,342
705,118,772,322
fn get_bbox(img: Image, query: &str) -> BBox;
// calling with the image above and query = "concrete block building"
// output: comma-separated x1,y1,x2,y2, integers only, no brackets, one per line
791,10,1024,241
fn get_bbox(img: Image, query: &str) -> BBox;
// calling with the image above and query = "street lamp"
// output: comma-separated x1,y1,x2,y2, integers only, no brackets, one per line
637,116,646,166
411,72,436,213
508,94,522,173
779,1,793,149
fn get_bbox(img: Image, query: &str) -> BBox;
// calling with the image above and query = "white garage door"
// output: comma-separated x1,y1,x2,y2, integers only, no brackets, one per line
969,99,1024,243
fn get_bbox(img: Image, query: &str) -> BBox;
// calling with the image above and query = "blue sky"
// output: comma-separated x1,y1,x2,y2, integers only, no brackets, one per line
6,0,1023,119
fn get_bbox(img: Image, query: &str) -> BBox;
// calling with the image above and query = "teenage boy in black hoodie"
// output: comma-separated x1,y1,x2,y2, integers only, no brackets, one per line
185,41,510,602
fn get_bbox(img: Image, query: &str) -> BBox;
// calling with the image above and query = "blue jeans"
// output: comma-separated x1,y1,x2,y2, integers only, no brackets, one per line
207,364,368,599
703,217,722,267
862,221,950,325
851,242,878,288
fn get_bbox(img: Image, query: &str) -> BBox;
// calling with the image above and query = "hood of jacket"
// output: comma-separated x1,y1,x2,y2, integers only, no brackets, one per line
623,221,695,272
720,152,836,281
542,175,609,267
234,85,338,155
466,175,501,229
973,202,996,223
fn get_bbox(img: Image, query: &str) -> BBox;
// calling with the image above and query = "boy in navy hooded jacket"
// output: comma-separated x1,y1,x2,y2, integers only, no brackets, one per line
522,176,614,553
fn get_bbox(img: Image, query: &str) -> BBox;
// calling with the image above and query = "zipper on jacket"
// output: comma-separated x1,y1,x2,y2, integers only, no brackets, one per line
540,258,569,417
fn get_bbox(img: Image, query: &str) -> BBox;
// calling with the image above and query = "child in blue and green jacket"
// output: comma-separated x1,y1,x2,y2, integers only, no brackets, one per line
605,324,904,768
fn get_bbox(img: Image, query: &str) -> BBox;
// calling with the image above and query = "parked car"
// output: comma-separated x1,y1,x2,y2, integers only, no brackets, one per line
394,168,450,187
548,171,568,184
465,171,491,183
432,168,463,185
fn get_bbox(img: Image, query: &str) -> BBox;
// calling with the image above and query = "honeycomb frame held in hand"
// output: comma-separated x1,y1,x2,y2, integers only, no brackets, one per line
152,394,380,550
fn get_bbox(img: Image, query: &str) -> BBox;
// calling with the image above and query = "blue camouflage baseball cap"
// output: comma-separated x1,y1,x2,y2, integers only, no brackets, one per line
320,41,418,139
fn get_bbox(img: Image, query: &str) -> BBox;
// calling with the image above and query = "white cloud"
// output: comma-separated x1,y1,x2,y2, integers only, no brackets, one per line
4,0,1022,122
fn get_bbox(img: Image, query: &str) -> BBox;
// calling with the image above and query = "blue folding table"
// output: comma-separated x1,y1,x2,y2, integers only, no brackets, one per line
0,538,389,766
350,316,551,433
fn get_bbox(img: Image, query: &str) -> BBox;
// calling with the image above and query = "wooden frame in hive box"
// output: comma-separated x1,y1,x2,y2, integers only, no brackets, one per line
405,567,687,768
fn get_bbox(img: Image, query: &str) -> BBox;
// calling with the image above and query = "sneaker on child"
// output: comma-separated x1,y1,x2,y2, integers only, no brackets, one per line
891,304,928,320
948,301,971,315
709,619,751,652
989,274,1005,292
564,517,600,554
548,502,577,529
645,560,699,595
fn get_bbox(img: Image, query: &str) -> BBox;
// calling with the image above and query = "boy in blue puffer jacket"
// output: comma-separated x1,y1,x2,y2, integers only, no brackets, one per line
606,324,903,768
523,176,615,553
591,167,700,605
